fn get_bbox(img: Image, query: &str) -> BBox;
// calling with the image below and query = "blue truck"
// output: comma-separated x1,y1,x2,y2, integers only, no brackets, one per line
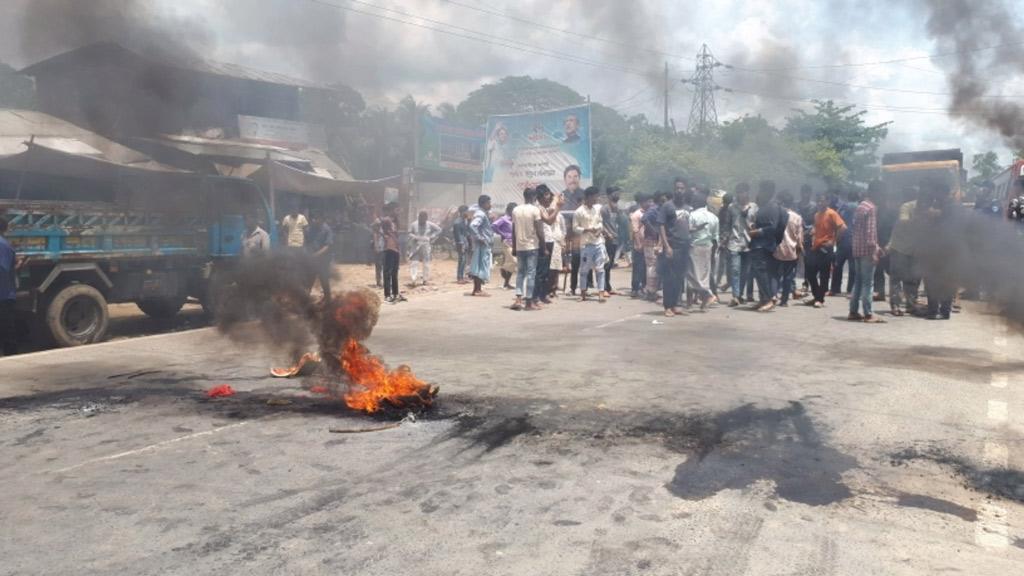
3,174,273,347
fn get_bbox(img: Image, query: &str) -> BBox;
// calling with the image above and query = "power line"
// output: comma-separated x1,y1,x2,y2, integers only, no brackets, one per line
440,0,694,62
608,86,656,108
719,67,1024,99
719,85,1000,117
732,40,1024,71
305,0,666,80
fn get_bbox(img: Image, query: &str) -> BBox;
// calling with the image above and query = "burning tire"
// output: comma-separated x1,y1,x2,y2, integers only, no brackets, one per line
136,295,186,319
45,283,110,347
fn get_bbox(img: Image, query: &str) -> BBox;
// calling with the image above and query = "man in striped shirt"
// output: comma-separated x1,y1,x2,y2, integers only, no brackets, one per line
849,181,885,322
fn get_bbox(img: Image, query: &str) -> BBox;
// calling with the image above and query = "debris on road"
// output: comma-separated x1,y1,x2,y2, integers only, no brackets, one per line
78,403,105,417
270,352,321,378
205,384,236,398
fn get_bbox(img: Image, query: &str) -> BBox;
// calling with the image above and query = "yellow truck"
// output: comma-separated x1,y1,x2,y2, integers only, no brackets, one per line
880,149,964,201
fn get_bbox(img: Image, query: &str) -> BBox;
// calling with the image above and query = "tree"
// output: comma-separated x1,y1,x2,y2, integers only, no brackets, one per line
455,76,584,126
435,102,458,121
717,114,774,150
970,151,1001,183
784,100,889,185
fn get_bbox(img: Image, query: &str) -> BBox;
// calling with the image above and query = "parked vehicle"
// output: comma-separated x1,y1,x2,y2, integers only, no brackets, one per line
4,174,272,346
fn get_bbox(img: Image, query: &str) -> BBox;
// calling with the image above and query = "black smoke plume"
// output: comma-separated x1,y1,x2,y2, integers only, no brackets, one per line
922,0,1024,149
213,251,379,367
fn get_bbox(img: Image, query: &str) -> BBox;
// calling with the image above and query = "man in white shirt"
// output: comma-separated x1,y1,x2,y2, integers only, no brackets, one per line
773,191,804,306
687,188,719,310
573,186,608,302
280,208,309,248
408,210,442,285
511,187,546,311
242,215,271,257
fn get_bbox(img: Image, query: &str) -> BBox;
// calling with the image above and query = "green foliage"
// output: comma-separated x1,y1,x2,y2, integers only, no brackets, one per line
303,77,885,193
784,100,889,185
455,76,584,126
970,151,1001,183
717,114,774,150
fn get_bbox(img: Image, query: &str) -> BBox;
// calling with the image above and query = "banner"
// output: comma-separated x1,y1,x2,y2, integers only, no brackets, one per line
483,104,592,207
416,115,485,174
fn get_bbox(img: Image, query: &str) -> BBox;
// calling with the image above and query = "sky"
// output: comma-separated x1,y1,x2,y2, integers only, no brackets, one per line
0,0,1020,168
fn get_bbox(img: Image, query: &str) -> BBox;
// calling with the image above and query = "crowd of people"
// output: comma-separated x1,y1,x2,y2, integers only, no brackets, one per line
446,173,963,322
246,169,967,325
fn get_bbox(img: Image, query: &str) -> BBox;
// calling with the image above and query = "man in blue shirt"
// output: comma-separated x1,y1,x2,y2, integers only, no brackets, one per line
0,217,20,356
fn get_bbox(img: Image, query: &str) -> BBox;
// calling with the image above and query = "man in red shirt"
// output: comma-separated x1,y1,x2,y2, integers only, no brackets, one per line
807,193,847,308
849,181,885,322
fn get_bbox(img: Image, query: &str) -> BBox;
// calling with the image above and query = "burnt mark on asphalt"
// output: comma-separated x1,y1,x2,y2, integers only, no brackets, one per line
890,447,1024,503
896,493,977,522
444,413,538,453
839,343,1024,380
437,396,855,505
666,401,856,506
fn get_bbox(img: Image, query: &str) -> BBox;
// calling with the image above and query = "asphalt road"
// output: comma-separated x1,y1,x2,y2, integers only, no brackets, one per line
1,287,1022,575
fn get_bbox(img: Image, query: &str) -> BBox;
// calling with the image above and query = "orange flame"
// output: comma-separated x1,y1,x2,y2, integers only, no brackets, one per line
341,338,432,413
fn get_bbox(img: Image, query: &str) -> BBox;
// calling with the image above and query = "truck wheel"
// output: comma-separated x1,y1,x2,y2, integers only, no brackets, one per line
136,295,186,319
45,284,110,347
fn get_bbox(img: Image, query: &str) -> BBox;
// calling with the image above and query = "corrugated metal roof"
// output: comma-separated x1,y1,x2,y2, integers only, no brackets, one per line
0,108,184,174
21,42,333,91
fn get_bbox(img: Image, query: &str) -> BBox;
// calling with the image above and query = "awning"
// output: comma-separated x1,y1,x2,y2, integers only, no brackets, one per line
0,141,187,181
249,160,399,198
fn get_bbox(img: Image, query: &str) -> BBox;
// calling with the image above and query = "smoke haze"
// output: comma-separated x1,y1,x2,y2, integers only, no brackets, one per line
922,0,1024,150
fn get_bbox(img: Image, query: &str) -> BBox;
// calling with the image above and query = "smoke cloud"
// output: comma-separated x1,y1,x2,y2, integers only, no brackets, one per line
213,251,379,369
922,0,1024,149
13,1,669,102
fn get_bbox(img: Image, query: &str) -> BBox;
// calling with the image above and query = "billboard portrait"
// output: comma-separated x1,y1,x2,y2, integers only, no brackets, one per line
482,104,592,207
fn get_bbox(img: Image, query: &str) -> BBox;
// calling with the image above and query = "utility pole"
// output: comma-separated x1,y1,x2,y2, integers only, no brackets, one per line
683,44,722,136
663,61,669,133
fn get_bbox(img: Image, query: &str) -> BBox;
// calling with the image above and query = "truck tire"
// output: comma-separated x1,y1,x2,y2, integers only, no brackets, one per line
136,295,186,319
45,283,110,347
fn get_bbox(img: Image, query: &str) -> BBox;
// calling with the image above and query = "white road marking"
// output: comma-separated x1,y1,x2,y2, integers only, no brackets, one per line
49,421,250,474
975,503,1010,548
993,336,1007,348
987,400,1008,423
982,442,1009,469
990,372,1008,389
592,313,644,330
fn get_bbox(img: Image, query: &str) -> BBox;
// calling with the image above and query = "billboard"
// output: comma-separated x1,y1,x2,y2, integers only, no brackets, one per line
483,104,592,206
416,115,485,174
238,115,326,149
